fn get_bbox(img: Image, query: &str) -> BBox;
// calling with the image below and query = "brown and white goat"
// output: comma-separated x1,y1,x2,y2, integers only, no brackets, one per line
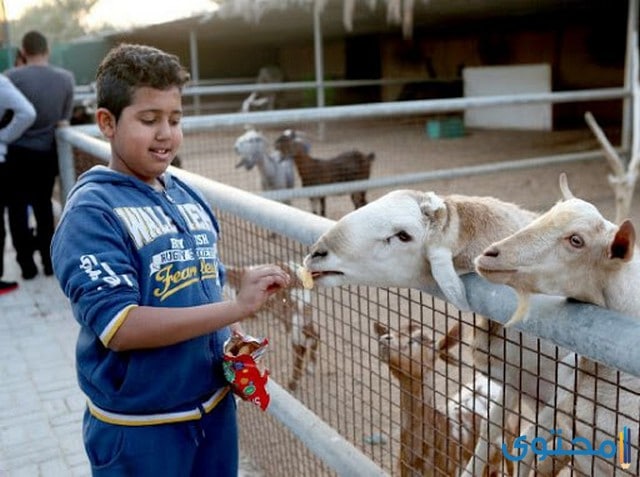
475,173,640,476
374,320,511,477
303,189,576,476
224,262,319,392
274,129,375,217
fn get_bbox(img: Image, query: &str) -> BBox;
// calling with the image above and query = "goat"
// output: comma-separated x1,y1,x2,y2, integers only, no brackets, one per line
374,320,510,477
224,262,319,392
475,172,640,476
234,128,295,204
303,189,576,476
273,129,374,217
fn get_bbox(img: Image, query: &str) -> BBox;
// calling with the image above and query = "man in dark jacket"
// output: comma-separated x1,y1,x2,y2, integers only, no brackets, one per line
5,30,75,279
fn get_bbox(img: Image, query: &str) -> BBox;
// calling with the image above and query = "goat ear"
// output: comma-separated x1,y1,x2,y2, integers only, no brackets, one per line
436,323,461,364
558,172,574,200
609,219,636,261
419,192,447,222
373,321,388,336
436,323,461,352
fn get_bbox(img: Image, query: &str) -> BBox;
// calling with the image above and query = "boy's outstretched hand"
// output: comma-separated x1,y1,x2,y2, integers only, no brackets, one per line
234,264,290,318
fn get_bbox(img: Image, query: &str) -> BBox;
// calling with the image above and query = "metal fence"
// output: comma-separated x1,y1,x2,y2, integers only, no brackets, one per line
56,96,640,476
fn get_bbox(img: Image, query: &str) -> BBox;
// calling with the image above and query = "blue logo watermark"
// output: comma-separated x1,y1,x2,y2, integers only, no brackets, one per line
502,427,631,469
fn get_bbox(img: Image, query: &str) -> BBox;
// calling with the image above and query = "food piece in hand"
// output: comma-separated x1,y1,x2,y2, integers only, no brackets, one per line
295,264,314,290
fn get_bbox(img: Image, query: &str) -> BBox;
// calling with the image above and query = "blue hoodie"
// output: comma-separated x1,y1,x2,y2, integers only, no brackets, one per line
51,166,231,415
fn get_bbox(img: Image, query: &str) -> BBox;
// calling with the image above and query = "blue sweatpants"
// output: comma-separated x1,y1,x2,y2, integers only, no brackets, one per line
82,393,238,476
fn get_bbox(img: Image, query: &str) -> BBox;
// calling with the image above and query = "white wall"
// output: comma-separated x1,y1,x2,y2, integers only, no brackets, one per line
463,64,552,130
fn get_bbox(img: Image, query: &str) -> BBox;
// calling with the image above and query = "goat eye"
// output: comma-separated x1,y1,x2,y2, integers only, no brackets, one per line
568,234,584,248
395,231,412,242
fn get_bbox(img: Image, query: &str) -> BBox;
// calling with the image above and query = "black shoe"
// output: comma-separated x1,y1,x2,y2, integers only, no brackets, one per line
0,280,19,295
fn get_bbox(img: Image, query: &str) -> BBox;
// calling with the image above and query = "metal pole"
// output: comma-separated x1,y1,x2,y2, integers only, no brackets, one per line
189,29,201,115
313,2,326,139
55,128,78,206
622,0,638,161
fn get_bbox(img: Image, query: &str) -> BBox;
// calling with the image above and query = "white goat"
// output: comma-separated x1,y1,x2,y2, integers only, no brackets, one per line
475,173,640,476
304,189,576,476
304,189,538,311
234,128,295,203
224,262,318,392
374,320,510,477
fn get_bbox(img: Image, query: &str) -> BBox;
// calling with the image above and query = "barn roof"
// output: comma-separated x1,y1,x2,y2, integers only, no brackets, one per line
105,0,611,47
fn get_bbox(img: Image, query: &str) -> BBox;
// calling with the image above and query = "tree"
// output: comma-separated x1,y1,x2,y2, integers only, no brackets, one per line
584,34,640,224
8,0,106,46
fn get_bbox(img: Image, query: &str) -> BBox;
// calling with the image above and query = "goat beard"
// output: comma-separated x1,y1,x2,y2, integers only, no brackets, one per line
504,290,531,327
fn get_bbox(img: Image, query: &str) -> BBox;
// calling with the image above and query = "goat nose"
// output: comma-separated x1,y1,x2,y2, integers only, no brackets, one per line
310,249,328,259
483,246,500,257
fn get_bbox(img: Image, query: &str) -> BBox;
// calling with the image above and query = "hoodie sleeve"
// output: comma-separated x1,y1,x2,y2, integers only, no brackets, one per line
0,75,36,145
52,203,141,347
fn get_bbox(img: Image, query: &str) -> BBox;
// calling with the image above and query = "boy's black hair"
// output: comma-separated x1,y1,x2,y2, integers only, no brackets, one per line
96,43,190,121
22,30,48,56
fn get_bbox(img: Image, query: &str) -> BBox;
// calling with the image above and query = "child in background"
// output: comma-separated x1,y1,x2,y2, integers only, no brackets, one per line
51,43,289,476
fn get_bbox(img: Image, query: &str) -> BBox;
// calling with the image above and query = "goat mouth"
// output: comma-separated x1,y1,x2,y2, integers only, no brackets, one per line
311,271,344,280
475,267,517,280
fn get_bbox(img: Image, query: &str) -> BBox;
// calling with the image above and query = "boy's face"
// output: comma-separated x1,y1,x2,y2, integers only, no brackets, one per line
97,86,183,186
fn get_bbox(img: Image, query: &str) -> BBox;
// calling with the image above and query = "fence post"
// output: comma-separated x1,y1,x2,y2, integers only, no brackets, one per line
56,127,76,206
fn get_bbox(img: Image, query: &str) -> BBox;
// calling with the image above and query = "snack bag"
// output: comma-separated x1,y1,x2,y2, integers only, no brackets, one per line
222,334,270,411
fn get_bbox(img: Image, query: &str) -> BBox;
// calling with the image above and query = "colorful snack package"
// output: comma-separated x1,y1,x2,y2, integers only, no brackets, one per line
222,334,270,411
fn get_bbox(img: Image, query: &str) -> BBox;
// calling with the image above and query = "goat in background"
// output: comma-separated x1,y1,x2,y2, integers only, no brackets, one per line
234,128,295,204
223,262,319,392
374,320,510,477
274,129,374,217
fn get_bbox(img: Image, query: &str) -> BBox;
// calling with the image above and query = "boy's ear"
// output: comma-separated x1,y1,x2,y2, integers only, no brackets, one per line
96,108,116,137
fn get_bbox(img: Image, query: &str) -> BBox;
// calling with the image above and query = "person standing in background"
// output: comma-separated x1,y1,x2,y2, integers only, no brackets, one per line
5,30,75,279
0,75,36,294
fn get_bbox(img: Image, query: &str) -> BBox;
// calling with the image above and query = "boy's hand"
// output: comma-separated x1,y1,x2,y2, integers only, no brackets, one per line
234,264,290,318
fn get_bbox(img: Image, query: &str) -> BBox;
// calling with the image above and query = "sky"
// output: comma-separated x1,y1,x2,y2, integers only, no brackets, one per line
5,0,219,28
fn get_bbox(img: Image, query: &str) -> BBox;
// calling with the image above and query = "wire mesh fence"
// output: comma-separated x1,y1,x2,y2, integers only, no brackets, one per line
214,206,640,476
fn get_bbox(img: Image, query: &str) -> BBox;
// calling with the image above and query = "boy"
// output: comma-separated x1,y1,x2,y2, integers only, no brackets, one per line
51,43,290,476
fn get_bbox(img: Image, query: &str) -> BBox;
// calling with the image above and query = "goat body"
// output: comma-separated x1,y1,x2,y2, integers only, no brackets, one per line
274,129,374,216
374,320,511,477
475,173,640,476
224,262,318,392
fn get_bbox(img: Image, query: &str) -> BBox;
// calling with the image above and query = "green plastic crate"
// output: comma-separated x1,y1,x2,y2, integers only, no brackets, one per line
426,116,465,139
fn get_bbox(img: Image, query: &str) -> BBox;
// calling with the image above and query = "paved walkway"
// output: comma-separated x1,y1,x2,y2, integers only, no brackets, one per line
0,244,87,477
0,239,260,476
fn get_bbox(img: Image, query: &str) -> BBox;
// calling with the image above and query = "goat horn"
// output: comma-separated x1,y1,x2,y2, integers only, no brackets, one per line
558,172,574,200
